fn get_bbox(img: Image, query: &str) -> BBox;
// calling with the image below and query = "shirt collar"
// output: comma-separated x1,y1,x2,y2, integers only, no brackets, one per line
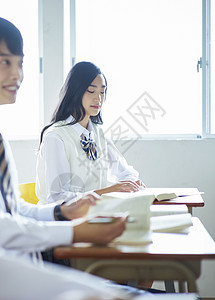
65,115,94,139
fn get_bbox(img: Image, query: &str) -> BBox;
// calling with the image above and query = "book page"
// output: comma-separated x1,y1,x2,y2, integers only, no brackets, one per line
114,229,152,245
142,187,202,201
101,188,202,202
100,189,175,202
151,213,193,233
150,204,188,217
88,192,155,244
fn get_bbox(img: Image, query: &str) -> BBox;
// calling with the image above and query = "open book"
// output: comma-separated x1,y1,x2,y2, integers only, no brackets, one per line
150,204,193,233
151,213,193,233
102,188,203,202
150,204,188,217
141,187,203,201
88,192,154,245
88,189,195,243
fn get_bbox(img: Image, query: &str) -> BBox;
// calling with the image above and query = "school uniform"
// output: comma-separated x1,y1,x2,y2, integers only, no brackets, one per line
36,116,139,204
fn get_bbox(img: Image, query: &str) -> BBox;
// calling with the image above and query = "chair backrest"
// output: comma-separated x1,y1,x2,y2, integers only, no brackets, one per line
19,182,39,205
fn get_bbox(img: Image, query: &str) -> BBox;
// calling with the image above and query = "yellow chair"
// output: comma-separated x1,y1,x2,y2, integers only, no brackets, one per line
19,182,39,204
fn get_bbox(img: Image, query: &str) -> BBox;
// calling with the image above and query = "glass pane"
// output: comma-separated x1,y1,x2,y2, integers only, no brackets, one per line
211,0,215,134
0,0,39,138
75,0,202,137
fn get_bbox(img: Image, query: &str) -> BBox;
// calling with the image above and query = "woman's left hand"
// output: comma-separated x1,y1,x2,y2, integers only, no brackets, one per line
135,179,146,188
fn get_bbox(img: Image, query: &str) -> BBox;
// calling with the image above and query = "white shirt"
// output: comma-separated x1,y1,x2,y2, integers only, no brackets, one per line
37,116,139,203
0,137,73,262
0,248,129,300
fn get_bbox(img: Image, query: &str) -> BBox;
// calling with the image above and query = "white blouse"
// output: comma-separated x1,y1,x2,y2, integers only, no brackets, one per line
37,116,139,204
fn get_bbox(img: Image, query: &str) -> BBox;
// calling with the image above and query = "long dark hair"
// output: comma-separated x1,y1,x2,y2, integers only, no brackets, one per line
0,17,24,57
40,61,107,143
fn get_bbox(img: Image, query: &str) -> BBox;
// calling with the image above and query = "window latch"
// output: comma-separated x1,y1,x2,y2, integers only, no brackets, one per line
197,57,202,72
39,57,43,74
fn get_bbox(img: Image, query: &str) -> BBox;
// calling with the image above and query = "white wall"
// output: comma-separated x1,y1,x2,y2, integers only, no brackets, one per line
9,138,215,297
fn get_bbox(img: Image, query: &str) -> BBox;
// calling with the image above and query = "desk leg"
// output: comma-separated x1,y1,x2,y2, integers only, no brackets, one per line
178,281,186,293
165,281,175,293
188,206,193,214
84,259,198,293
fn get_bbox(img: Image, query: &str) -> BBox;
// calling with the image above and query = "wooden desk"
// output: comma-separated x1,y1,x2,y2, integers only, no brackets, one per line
152,188,204,292
153,191,204,214
54,218,215,293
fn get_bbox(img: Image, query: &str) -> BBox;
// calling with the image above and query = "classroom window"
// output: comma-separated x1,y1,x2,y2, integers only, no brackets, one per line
75,0,202,137
0,0,39,139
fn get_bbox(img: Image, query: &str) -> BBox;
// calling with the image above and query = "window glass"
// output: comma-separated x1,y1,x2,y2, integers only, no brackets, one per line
0,0,39,138
75,0,202,137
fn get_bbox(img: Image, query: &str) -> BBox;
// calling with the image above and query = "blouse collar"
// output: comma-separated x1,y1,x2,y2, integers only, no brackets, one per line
65,115,94,140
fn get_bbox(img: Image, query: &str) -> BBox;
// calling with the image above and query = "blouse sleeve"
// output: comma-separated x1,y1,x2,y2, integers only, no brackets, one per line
0,207,73,252
107,139,139,182
41,133,86,203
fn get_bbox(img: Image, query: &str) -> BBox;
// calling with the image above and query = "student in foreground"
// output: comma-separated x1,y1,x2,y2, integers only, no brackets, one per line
0,17,152,300
36,60,145,205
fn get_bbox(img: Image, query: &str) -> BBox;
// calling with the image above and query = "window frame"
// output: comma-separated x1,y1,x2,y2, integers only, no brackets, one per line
202,0,214,138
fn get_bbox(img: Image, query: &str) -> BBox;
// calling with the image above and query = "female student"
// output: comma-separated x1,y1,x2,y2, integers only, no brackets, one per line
36,61,144,204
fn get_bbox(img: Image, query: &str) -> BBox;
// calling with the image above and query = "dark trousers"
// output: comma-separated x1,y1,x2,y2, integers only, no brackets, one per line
41,249,71,267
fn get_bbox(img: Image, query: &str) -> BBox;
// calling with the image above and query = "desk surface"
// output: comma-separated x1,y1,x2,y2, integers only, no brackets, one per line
54,218,215,261
154,195,204,207
153,188,204,208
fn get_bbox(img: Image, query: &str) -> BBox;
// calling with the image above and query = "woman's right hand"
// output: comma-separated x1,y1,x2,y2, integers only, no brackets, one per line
94,180,140,196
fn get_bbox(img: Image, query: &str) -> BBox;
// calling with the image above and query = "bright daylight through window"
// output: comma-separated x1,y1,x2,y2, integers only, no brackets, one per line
75,0,202,138
0,0,39,138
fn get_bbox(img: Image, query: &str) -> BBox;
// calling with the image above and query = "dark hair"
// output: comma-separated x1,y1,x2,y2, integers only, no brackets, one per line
0,17,24,57
40,61,107,143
